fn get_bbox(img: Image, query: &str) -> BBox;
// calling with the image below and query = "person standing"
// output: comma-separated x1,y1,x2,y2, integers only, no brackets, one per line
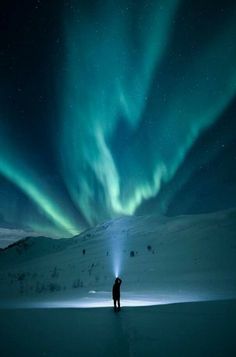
112,277,122,312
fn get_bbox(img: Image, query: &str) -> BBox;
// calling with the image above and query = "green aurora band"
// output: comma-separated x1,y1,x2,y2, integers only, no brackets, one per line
59,0,236,225
0,130,80,236
0,0,235,236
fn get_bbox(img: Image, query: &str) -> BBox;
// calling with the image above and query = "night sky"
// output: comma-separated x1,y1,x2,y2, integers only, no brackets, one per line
0,0,236,241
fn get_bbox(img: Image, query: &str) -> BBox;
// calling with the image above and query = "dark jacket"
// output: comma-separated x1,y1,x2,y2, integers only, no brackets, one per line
112,278,122,300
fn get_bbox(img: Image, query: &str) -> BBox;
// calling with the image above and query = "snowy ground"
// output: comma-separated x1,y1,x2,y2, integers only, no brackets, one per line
0,209,236,308
1,299,236,357
0,210,236,356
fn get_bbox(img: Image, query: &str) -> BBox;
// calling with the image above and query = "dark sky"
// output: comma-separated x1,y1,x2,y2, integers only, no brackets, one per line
0,0,236,239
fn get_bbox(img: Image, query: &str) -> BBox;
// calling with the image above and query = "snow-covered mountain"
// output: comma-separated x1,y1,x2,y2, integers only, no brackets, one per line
0,209,236,307
0,227,42,249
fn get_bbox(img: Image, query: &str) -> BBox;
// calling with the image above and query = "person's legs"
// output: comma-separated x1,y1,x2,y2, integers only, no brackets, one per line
113,299,117,311
117,299,120,311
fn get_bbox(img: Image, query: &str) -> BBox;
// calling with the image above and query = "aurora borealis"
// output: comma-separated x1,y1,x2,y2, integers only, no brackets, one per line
0,0,236,243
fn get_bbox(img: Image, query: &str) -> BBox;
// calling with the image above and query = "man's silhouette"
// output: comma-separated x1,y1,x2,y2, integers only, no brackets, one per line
112,277,122,312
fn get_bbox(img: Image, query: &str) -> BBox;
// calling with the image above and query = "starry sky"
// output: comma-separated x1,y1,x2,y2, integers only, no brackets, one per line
0,0,236,242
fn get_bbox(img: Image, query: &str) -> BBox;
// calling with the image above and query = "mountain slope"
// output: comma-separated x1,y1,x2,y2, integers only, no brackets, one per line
0,209,235,306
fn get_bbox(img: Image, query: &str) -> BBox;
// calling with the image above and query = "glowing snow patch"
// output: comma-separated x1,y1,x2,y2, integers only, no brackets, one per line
3,290,230,309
